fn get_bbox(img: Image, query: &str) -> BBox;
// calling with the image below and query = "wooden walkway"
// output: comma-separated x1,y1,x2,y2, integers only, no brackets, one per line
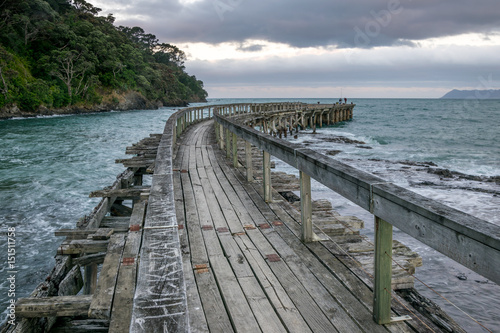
7,103,469,332
173,119,418,333
6,102,491,332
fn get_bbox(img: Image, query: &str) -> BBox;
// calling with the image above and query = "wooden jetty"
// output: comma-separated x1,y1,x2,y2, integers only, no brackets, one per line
5,102,499,332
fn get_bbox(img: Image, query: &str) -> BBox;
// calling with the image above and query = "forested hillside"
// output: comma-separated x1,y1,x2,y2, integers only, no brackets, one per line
0,0,207,117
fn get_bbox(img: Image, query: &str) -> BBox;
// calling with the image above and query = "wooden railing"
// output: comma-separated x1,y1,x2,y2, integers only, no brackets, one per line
165,102,500,325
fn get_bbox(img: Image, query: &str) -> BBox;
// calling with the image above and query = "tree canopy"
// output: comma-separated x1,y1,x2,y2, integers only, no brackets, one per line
0,0,207,112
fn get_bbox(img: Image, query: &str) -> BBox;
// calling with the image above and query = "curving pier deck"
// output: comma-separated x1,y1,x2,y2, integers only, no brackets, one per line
167,120,425,332
7,102,498,332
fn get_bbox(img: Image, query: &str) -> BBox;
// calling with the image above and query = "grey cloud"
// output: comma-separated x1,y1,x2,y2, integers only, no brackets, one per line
107,0,500,48
237,44,265,52
184,49,500,89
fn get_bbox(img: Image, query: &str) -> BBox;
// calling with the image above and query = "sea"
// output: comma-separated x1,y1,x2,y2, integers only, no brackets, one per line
0,98,499,331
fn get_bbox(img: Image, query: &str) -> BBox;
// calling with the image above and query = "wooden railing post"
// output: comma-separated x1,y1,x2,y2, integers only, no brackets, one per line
300,171,313,242
219,123,224,150
263,151,271,202
373,216,393,324
226,129,231,159
214,120,219,144
232,132,238,168
245,141,253,182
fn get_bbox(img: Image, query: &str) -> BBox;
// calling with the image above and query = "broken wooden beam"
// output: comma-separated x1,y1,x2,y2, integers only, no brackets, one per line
110,203,133,217
89,188,149,199
55,229,98,240
57,240,109,255
58,265,84,296
55,228,126,239
100,217,130,229
73,253,106,266
16,295,92,318
125,151,157,157
87,228,114,240
146,161,155,174
115,158,155,168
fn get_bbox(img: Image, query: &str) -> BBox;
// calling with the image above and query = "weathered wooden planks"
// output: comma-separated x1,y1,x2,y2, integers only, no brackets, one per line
210,142,364,332
181,141,274,332
175,120,388,332
50,319,110,333
234,161,440,333
108,200,146,332
173,170,211,333
88,233,126,319
130,227,187,332
130,112,188,332
176,141,234,332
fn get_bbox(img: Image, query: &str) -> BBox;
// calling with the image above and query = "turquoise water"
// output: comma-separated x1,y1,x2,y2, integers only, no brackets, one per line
0,99,499,330
331,98,499,176
212,98,500,176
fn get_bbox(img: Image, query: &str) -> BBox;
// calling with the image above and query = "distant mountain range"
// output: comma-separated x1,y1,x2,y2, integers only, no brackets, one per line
441,89,500,99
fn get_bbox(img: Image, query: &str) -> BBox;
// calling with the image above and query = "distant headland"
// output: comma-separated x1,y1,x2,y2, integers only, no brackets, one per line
441,89,500,99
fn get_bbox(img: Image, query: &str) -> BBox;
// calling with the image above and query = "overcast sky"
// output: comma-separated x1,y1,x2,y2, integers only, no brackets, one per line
87,0,500,98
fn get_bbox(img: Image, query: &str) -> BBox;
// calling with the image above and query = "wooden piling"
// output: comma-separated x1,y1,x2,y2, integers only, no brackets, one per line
300,171,313,242
373,217,393,324
263,151,272,203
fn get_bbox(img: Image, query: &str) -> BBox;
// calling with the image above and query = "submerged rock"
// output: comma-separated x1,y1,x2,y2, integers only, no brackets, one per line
320,135,366,145
428,168,455,178
326,150,342,156
278,191,300,203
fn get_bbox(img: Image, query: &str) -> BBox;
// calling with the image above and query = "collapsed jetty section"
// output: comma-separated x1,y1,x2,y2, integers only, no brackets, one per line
3,102,498,332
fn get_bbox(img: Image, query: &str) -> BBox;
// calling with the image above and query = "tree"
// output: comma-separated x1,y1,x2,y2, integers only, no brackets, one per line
71,0,101,15
118,26,160,53
16,15,39,46
50,49,94,102
0,66,8,99
0,47,12,101
154,43,186,67
0,0,12,32
1,0,207,112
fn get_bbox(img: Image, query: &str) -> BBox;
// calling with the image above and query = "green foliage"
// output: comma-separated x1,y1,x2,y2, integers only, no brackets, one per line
0,0,207,112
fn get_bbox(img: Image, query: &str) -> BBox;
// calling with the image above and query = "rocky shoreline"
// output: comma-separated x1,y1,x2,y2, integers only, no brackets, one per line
0,91,203,120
